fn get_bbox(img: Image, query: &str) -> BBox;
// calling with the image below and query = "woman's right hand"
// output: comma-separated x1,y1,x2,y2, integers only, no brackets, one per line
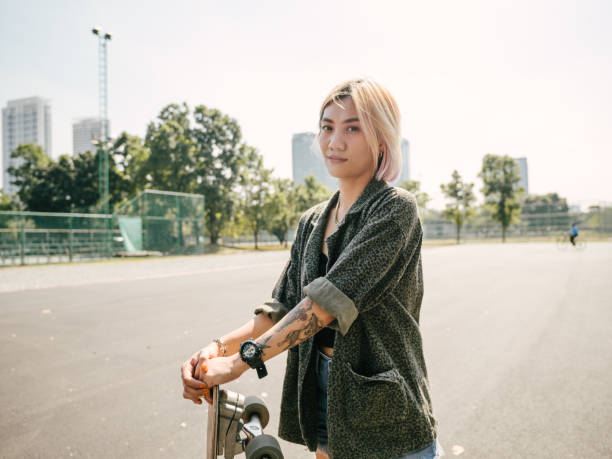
181,342,220,405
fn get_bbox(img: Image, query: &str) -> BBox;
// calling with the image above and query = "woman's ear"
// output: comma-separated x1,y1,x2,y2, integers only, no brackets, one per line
378,140,387,153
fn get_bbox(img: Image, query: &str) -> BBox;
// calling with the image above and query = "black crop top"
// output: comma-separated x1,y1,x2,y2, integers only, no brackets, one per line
313,253,335,348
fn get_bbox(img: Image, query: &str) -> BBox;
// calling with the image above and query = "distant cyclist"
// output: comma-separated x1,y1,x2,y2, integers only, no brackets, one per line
568,222,579,246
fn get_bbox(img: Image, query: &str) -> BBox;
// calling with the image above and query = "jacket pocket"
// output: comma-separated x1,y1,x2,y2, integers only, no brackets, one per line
342,362,409,428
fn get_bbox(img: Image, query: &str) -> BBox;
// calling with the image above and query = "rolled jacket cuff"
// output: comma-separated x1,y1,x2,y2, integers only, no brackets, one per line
254,300,289,324
303,277,358,336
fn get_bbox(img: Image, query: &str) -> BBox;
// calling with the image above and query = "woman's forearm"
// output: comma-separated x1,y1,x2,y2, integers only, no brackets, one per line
253,297,335,362
219,312,275,356
192,297,335,388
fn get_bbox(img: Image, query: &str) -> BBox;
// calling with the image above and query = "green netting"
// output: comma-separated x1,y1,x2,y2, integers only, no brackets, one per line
114,190,205,255
117,216,143,252
0,189,205,265
0,211,116,265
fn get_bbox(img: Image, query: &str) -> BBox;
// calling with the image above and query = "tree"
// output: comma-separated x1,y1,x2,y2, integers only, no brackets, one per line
29,154,75,212
478,154,523,242
0,189,20,211
440,170,476,243
145,103,195,193
397,180,431,211
585,205,612,233
265,176,331,247
143,103,247,245
7,143,128,213
191,105,245,245
71,151,103,211
469,204,496,238
521,192,570,233
7,143,51,207
294,175,332,213
236,147,273,249
111,132,150,197
77,150,128,212
266,178,299,246
521,193,569,214
8,146,75,212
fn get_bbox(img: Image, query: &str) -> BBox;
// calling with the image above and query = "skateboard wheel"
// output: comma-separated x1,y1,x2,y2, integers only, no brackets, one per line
245,434,283,459
242,395,269,429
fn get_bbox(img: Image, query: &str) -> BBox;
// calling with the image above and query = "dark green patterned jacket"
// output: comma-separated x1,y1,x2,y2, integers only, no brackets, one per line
254,178,438,459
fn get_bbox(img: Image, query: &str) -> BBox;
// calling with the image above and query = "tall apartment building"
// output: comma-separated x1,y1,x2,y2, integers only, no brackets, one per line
292,132,337,191
513,157,529,194
393,138,411,186
291,132,410,191
73,118,110,156
2,97,52,195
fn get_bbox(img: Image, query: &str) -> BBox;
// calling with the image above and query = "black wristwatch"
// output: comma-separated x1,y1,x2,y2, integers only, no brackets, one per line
239,339,268,379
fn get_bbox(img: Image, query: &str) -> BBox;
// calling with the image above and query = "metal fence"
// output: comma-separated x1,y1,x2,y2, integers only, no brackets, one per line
0,190,206,266
0,211,117,265
422,205,612,241
2,197,610,266
115,190,206,256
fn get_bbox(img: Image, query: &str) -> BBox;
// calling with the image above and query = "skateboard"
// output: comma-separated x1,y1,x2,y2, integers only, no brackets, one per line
206,385,284,459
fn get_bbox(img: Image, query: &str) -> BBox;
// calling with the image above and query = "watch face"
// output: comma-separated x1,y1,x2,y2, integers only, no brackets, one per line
243,343,257,359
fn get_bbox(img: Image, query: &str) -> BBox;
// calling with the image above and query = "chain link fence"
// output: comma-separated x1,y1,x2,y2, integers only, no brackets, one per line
422,204,612,241
0,190,205,266
2,196,610,266
115,190,205,256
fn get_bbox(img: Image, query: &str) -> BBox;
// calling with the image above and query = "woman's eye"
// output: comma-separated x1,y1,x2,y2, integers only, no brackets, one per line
346,126,359,133
320,125,332,132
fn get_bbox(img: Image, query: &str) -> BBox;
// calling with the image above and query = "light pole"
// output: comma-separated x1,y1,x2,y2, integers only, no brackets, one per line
92,26,112,257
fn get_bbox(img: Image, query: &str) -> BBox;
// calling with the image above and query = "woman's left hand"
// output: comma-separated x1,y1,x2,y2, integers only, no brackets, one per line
197,354,248,388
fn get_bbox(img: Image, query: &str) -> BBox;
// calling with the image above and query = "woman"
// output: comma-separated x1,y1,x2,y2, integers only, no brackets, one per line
181,78,442,458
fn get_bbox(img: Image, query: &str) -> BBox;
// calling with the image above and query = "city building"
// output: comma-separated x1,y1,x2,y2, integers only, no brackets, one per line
513,157,529,194
292,132,337,191
72,118,110,156
2,97,52,195
391,138,411,186
292,132,410,191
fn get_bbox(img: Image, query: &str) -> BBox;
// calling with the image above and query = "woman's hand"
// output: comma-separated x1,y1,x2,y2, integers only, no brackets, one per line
193,343,221,381
198,354,248,388
181,342,219,405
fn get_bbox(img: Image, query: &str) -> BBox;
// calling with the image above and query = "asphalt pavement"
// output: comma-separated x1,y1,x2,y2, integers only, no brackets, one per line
1,243,611,458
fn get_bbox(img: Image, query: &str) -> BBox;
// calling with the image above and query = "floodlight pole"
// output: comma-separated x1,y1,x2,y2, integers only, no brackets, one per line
92,26,112,257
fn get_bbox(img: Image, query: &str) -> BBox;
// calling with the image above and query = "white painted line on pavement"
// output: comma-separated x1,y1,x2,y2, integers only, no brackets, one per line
0,261,285,293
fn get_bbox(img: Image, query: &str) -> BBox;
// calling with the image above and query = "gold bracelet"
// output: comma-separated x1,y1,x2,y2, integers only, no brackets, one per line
214,338,227,356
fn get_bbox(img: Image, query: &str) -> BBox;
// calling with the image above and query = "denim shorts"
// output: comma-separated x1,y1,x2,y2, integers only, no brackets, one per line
314,349,444,458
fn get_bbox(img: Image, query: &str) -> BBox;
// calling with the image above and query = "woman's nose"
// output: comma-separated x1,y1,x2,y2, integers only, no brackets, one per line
329,132,346,151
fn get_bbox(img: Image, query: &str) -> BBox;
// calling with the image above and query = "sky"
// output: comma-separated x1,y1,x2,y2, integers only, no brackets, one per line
1,0,610,209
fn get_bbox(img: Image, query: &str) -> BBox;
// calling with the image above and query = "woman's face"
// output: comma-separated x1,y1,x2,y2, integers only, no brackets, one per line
319,96,375,181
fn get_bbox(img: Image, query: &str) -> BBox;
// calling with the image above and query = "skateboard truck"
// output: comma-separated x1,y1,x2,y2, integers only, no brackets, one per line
206,386,284,459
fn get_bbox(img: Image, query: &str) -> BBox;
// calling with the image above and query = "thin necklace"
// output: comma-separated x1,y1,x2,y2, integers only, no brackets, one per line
334,195,342,226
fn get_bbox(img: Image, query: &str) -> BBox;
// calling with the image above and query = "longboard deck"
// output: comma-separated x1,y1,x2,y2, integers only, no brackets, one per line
206,386,219,459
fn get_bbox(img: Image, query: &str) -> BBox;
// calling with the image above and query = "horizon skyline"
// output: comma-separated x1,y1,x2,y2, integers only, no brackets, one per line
0,92,600,210
1,0,611,210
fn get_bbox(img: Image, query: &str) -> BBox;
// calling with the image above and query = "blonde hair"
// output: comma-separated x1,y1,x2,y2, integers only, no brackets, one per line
318,78,402,183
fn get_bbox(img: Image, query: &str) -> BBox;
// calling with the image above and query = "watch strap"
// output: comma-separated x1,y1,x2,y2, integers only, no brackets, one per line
239,339,268,379
255,365,268,379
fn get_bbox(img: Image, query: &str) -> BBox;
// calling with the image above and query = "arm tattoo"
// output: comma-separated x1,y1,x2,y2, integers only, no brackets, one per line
279,311,323,349
255,297,325,352
278,297,312,332
259,335,272,351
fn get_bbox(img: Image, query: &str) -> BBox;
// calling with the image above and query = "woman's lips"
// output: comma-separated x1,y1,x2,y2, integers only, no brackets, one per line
327,156,347,163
